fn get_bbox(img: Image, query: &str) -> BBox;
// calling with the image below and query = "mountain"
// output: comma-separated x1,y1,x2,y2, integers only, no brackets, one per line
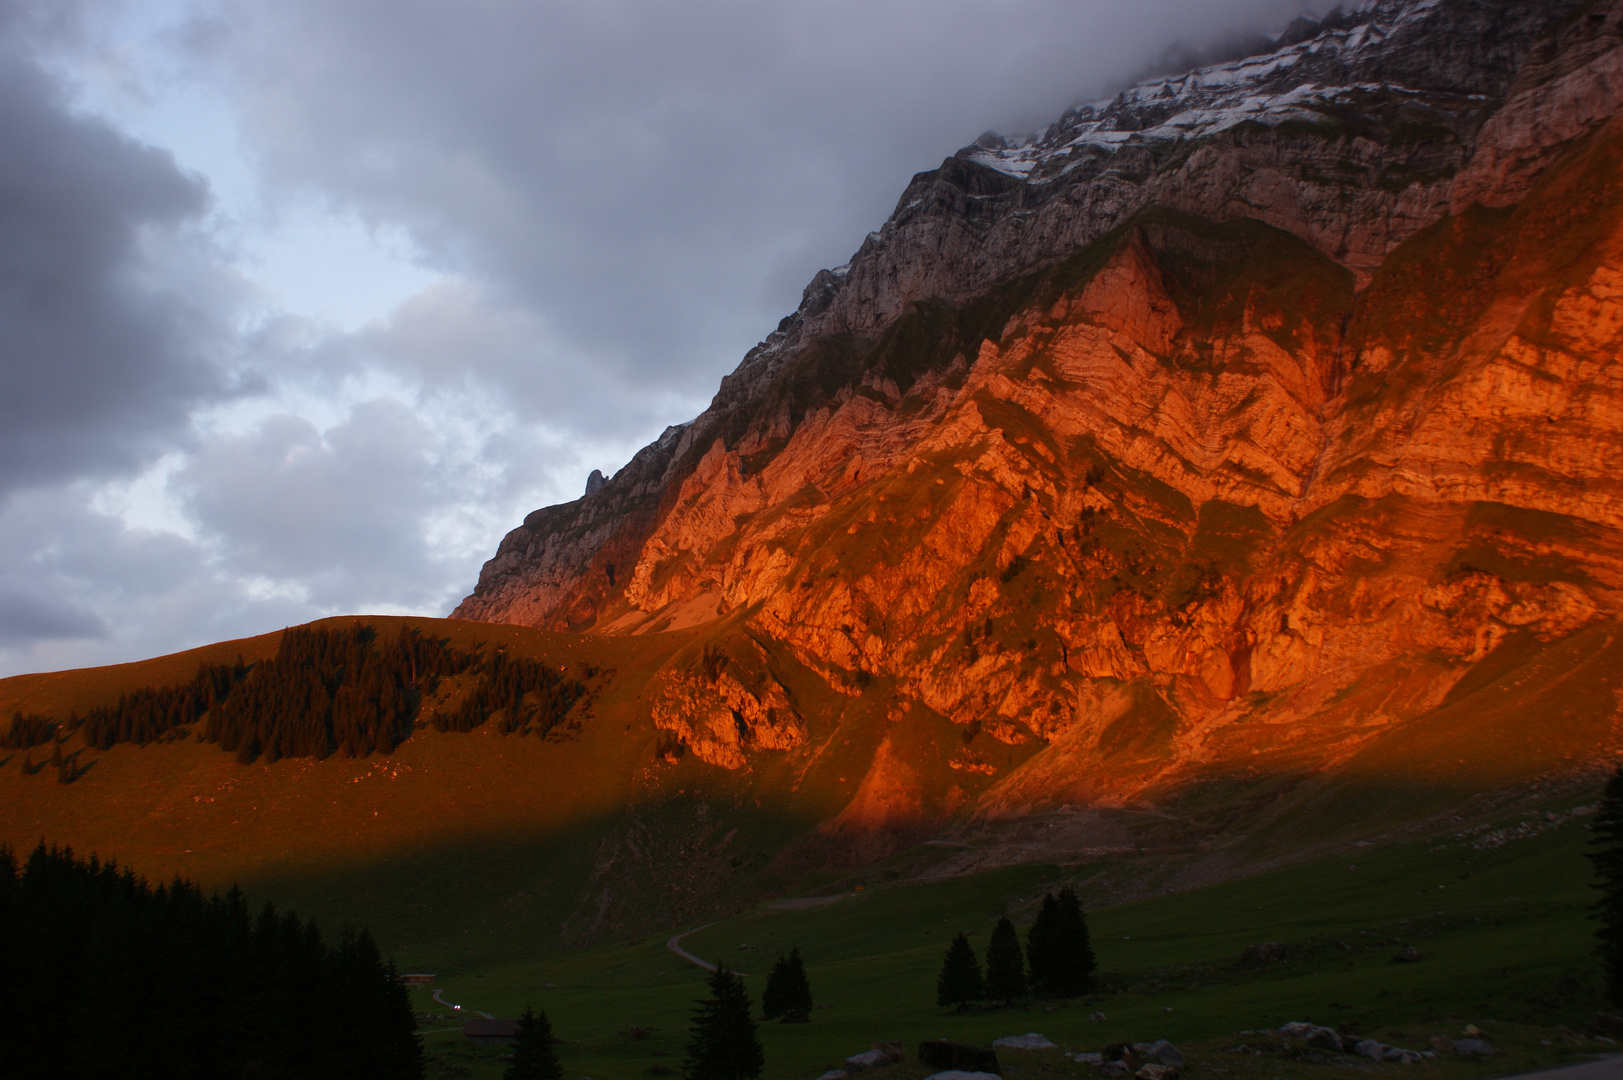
454,0,1623,806
5,0,1623,950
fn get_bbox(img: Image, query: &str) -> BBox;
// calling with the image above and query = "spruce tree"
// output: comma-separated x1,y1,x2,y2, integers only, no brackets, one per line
684,965,764,1080
761,946,813,1019
760,954,791,1019
1026,892,1060,993
506,1007,563,1080
984,915,1026,1003
1591,764,1623,1004
784,947,812,1015
936,932,985,1010
1027,886,1096,996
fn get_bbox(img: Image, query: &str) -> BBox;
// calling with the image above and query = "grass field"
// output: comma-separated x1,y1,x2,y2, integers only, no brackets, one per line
2,616,1620,1080
403,787,1614,1080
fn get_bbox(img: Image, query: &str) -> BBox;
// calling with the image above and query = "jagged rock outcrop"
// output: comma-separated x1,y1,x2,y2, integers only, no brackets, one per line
648,638,806,769
456,0,1623,814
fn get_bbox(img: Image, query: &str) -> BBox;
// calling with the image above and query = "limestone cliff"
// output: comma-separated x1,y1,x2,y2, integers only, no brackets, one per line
455,0,1623,831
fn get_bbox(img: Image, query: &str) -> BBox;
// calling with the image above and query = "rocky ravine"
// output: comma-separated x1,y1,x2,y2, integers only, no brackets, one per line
456,0,1623,827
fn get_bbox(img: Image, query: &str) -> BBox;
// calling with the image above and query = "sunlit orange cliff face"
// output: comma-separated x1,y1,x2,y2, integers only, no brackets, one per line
455,0,1623,820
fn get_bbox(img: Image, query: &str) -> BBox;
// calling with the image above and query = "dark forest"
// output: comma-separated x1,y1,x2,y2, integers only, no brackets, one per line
0,843,422,1079
3,624,585,764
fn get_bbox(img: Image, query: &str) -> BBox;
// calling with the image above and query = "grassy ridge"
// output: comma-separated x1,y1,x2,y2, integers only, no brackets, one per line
1,614,1618,1080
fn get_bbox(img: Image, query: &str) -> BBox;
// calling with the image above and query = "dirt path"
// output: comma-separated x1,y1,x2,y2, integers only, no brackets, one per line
431,985,494,1020
666,923,749,975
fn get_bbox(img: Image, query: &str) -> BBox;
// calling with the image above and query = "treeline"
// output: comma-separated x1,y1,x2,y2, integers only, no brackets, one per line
83,662,245,749
3,623,587,764
0,843,421,1079
937,885,1096,1009
204,624,463,763
3,712,58,750
430,648,582,738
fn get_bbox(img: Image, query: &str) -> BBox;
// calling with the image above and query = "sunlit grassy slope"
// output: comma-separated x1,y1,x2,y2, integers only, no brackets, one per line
1,612,1619,963
0,616,718,959
1,612,1619,1080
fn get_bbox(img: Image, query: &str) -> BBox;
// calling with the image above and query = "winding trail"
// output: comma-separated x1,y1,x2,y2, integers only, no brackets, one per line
666,923,748,975
431,985,494,1020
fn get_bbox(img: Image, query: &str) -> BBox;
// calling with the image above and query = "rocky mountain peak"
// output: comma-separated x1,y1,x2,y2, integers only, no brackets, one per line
454,0,1623,824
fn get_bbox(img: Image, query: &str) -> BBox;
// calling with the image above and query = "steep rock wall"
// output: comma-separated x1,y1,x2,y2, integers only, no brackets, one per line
455,0,1623,815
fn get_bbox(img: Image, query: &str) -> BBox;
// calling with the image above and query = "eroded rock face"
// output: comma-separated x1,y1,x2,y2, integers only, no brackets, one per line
649,659,804,771
457,0,1623,809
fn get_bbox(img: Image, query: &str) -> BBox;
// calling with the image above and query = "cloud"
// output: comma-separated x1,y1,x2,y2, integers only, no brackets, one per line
174,400,455,609
0,0,1322,676
205,0,1317,431
0,20,229,498
0,587,106,645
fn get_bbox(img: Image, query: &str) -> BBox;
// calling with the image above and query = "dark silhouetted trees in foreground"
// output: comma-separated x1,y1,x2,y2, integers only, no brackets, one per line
0,843,421,1080
506,1007,563,1080
1591,764,1623,1004
2,622,586,765
760,946,813,1019
684,965,763,1080
933,886,1095,1008
936,931,985,1009
1027,885,1096,996
984,914,1027,1002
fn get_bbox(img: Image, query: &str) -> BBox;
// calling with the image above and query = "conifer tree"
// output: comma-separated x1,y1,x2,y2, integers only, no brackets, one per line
1591,764,1623,1004
984,915,1026,1003
684,965,764,1080
936,932,985,1010
760,946,813,1019
506,1007,563,1080
1026,886,1096,996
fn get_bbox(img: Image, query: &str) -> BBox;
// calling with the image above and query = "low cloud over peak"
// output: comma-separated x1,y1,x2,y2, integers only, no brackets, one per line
0,0,1317,675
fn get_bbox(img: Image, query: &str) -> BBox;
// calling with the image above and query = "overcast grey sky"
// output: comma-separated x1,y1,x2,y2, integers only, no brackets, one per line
0,0,1318,676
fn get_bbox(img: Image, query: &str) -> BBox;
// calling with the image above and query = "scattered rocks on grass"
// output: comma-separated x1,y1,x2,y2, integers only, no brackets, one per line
918,1040,1000,1074
1142,1040,1183,1067
844,1050,892,1072
1103,1043,1142,1071
1392,946,1423,963
1293,1026,1343,1052
1239,942,1289,966
992,1034,1056,1051
1069,1053,1103,1065
1088,1012,1107,1023
1098,1062,1130,1077
1354,1039,1423,1064
1452,1039,1495,1058
816,1071,847,1080
1135,1065,1178,1080
1277,1022,1352,1052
